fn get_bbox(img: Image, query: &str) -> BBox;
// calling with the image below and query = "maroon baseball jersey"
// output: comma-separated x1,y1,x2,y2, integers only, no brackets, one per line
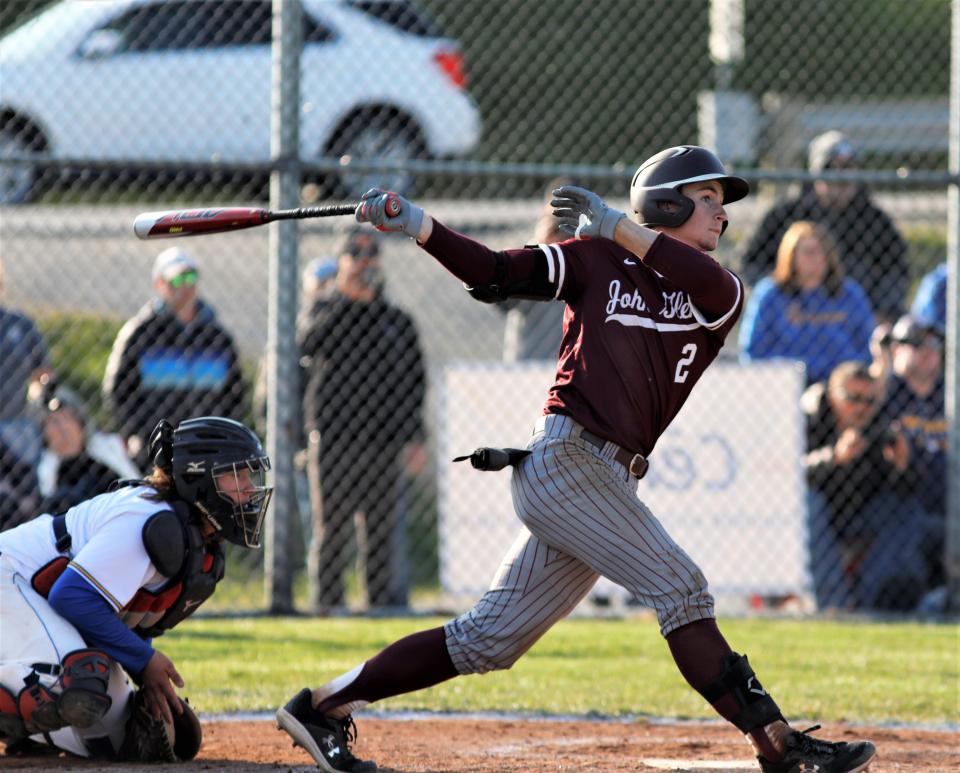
423,224,743,455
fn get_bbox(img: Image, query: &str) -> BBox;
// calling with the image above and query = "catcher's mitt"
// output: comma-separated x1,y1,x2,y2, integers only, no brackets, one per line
118,689,201,763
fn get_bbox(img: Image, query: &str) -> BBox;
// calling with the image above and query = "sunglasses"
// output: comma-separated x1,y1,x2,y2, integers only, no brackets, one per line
168,270,198,288
838,390,877,406
895,336,943,352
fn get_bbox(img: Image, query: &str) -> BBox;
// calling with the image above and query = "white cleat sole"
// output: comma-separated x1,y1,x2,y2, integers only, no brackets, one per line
276,706,338,773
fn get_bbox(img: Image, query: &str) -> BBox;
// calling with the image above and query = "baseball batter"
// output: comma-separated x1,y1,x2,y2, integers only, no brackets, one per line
276,146,876,773
0,416,272,761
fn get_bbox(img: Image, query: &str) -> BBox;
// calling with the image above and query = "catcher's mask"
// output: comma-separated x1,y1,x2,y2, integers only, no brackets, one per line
629,146,749,233
149,417,273,548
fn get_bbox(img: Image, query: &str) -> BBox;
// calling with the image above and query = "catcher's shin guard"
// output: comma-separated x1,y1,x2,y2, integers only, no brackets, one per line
698,652,783,733
56,649,113,728
0,685,27,740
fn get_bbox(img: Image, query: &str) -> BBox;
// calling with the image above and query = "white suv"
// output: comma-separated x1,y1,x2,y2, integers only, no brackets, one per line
0,0,482,203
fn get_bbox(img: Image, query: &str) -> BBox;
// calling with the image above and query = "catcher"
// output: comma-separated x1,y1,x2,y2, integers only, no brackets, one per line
0,416,273,761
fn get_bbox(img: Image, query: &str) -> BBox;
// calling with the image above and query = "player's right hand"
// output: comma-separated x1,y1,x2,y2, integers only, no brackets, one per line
551,185,625,241
356,188,424,240
140,650,185,725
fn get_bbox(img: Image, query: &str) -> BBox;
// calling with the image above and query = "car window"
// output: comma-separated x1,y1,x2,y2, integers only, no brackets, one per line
346,1,444,37
97,0,274,53
303,13,336,44
93,0,334,53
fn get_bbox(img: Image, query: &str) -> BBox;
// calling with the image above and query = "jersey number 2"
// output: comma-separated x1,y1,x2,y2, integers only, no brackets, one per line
674,343,697,383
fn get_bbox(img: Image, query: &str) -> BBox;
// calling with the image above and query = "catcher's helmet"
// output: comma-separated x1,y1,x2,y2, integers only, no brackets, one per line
150,417,273,548
629,146,750,230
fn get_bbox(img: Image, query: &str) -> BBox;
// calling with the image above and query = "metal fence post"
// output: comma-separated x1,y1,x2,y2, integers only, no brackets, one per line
265,0,302,613
945,0,960,613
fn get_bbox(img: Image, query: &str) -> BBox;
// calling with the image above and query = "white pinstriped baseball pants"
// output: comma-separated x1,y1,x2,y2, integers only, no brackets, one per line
444,414,714,675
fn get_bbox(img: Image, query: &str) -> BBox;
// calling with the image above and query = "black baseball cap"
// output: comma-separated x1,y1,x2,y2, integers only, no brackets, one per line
336,227,380,259
890,314,944,348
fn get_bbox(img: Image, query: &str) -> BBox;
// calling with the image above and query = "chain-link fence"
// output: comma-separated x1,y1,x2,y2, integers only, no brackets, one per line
0,0,955,618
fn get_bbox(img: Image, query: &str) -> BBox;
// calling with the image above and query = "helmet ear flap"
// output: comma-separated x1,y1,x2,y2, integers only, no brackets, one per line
148,420,175,474
638,188,695,229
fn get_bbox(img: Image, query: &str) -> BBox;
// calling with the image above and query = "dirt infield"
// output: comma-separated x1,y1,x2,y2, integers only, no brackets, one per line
1,717,956,771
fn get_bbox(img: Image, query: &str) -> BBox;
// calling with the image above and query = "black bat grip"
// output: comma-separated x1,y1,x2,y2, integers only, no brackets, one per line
272,195,401,221
272,204,357,220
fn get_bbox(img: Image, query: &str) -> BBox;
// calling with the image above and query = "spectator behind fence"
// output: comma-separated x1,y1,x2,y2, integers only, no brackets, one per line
299,229,426,614
0,255,52,529
801,362,887,609
910,262,947,331
250,255,341,568
868,320,894,386
500,178,571,363
740,131,908,321
32,379,140,518
738,220,875,384
855,314,947,611
102,248,246,468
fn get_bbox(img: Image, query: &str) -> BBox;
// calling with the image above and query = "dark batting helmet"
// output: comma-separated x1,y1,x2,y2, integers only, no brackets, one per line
629,146,750,230
149,417,273,548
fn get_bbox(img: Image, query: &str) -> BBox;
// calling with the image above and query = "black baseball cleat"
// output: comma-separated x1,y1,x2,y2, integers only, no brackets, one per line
757,725,876,772
276,688,376,772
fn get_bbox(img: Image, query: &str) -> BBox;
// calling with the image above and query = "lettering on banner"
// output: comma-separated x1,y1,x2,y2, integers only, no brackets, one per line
644,431,738,492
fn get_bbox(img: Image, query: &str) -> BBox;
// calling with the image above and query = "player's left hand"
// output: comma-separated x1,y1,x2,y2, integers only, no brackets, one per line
551,186,625,241
356,188,424,240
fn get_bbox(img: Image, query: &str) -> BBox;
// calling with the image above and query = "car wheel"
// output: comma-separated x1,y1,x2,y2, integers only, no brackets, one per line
329,114,424,198
0,126,39,205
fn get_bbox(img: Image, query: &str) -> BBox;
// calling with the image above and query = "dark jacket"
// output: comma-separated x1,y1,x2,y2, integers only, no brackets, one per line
299,294,425,452
877,374,947,514
740,187,909,319
102,298,245,448
802,381,893,539
36,453,118,516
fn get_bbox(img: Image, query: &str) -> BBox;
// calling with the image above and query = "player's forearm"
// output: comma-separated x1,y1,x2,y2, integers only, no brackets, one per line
612,217,660,258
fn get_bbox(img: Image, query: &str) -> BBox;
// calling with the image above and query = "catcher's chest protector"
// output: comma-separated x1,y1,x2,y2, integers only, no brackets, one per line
124,501,226,637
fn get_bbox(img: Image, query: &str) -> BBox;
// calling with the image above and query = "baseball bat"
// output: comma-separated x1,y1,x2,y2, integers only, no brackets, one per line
133,197,400,240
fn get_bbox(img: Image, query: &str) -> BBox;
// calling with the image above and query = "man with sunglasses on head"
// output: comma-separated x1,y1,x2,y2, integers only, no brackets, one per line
103,248,246,469
801,361,888,609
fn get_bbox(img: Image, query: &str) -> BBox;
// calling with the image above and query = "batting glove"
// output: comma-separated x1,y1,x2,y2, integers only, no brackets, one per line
356,188,424,240
551,185,625,241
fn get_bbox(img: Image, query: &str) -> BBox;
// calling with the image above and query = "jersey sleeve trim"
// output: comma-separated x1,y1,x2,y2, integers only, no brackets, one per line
689,269,741,330
538,243,566,300
67,560,123,611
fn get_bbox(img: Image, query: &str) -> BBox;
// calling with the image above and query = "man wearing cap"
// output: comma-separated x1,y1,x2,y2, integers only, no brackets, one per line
853,314,947,610
740,130,909,321
298,228,426,613
102,247,246,468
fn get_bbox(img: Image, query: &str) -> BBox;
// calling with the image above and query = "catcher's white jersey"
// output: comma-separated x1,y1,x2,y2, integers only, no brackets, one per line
0,487,171,757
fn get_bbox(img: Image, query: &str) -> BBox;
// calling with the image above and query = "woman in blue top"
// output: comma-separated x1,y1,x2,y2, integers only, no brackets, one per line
740,220,875,383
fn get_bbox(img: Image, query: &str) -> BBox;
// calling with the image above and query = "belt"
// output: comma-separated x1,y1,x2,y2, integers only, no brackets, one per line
535,415,649,479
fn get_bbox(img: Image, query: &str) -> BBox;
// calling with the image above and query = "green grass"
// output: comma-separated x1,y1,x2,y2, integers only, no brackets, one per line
160,616,958,725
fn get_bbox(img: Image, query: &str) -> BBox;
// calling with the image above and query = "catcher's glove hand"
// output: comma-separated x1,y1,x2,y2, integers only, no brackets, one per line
118,689,201,763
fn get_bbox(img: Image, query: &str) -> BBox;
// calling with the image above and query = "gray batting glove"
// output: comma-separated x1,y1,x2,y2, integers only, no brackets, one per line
356,188,424,240
551,185,625,241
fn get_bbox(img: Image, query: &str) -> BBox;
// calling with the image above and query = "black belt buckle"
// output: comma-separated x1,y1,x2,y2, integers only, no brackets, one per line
628,453,649,479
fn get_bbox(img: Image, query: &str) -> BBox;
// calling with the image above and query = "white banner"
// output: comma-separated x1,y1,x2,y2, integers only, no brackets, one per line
438,360,811,603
